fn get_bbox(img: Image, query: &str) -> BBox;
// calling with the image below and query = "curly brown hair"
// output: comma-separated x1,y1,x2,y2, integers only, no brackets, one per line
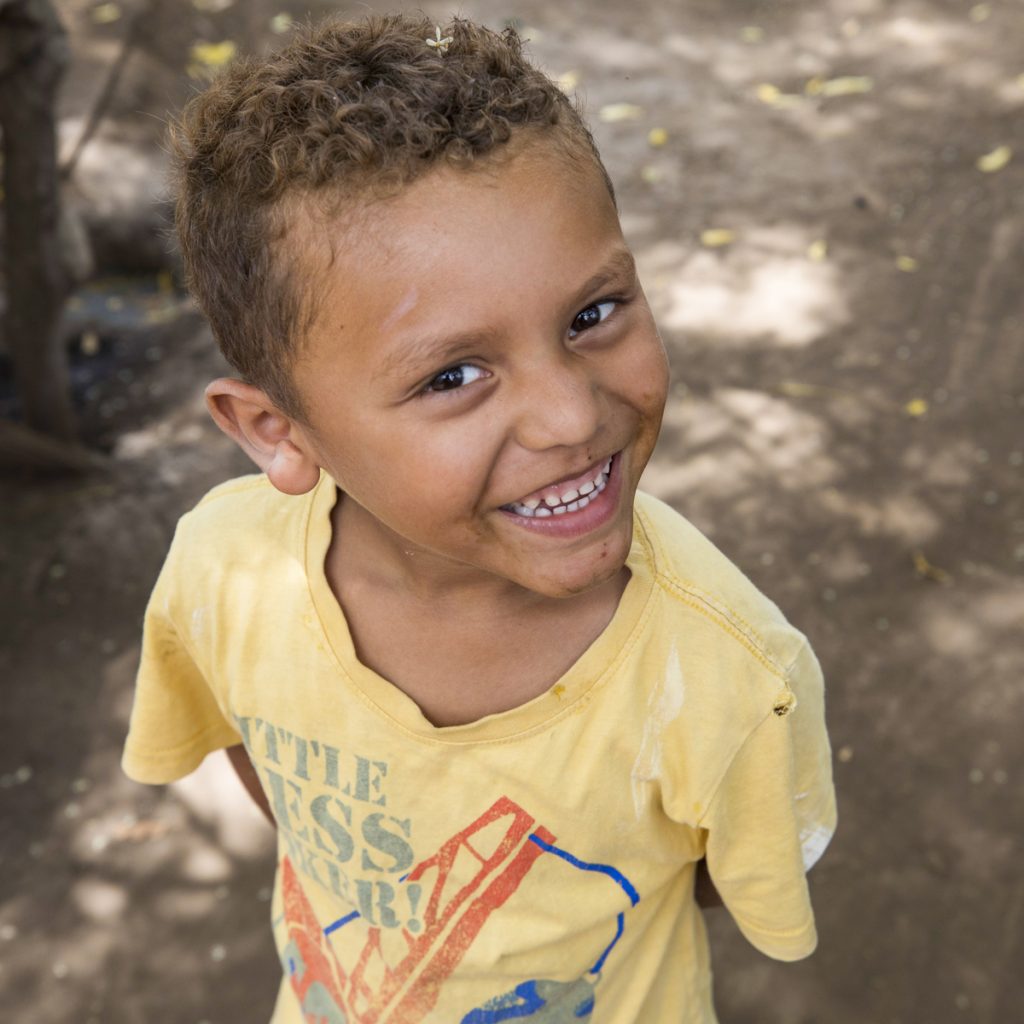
169,12,611,418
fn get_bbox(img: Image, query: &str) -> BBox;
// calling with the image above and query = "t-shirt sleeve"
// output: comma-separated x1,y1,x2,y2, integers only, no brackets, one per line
701,640,837,961
121,526,241,784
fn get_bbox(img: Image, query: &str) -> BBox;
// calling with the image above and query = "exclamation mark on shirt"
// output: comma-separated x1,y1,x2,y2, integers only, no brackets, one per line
406,882,422,933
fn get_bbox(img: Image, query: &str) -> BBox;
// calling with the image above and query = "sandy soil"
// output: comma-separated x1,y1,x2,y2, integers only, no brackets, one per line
2,0,1022,1021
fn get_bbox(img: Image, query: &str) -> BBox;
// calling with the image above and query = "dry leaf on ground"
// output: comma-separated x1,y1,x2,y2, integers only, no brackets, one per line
599,103,645,123
806,75,874,98
976,145,1012,173
700,228,736,248
190,40,238,69
912,551,952,584
755,83,805,109
91,3,121,23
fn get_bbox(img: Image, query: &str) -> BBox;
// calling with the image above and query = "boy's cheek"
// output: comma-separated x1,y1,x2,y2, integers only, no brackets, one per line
634,335,671,417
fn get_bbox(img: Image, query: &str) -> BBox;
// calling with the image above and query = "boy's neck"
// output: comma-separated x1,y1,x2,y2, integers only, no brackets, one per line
327,488,611,612
324,491,630,727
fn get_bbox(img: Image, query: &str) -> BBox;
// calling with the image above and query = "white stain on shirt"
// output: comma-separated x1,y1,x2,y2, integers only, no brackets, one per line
631,643,686,818
799,822,833,871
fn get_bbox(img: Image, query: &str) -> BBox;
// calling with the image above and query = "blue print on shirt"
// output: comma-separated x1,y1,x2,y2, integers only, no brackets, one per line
459,833,639,1023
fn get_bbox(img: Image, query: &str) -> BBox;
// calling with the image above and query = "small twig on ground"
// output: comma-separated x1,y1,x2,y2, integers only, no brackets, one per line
59,3,146,182
0,420,108,474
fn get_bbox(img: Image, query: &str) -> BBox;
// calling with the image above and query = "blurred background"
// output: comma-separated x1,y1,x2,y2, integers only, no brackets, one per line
1,0,1021,1021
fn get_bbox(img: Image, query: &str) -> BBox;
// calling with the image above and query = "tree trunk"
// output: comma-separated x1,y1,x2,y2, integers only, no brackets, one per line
0,0,76,442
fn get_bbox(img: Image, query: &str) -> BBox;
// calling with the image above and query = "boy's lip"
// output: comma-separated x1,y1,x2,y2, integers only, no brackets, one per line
498,453,624,537
502,453,619,511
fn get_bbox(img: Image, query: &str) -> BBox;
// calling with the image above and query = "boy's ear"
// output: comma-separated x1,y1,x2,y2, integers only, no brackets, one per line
204,378,322,495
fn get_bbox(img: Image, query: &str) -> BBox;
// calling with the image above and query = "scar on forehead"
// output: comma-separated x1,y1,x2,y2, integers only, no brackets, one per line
381,285,420,332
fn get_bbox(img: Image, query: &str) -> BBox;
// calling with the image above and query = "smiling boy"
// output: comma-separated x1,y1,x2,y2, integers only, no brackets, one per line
123,14,836,1023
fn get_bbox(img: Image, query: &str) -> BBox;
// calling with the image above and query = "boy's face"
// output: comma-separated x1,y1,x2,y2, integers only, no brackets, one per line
289,141,669,599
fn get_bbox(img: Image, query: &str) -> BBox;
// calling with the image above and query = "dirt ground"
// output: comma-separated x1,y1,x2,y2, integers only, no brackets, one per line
2,0,1022,1021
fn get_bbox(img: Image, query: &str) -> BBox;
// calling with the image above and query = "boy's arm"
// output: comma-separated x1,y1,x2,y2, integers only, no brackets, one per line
226,744,276,827
700,640,836,960
694,856,819,909
694,858,723,908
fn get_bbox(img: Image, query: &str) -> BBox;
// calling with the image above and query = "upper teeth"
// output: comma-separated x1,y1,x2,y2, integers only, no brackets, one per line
505,459,612,518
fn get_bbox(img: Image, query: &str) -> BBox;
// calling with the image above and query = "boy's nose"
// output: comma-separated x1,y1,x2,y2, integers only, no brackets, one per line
512,353,604,452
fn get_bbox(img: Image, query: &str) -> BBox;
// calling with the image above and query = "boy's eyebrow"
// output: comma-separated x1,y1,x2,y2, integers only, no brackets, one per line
570,248,637,309
378,247,638,382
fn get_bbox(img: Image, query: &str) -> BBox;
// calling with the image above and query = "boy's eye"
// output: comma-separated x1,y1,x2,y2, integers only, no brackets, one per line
425,363,488,393
569,300,617,337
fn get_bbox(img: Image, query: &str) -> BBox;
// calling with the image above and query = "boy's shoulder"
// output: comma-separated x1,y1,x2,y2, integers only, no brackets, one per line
183,471,315,526
187,470,297,513
633,491,808,680
169,472,321,569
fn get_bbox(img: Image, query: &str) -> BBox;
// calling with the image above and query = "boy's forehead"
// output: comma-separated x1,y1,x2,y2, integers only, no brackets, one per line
292,137,612,266
380,284,422,332
289,141,628,358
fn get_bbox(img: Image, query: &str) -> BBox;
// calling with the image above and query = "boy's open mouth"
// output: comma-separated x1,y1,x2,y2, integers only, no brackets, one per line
502,456,614,518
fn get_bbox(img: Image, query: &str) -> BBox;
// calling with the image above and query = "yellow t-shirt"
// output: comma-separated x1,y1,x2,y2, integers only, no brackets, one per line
123,473,836,1024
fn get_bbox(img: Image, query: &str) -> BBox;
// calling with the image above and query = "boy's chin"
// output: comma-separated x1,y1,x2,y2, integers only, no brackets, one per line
514,548,631,600
545,572,626,601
